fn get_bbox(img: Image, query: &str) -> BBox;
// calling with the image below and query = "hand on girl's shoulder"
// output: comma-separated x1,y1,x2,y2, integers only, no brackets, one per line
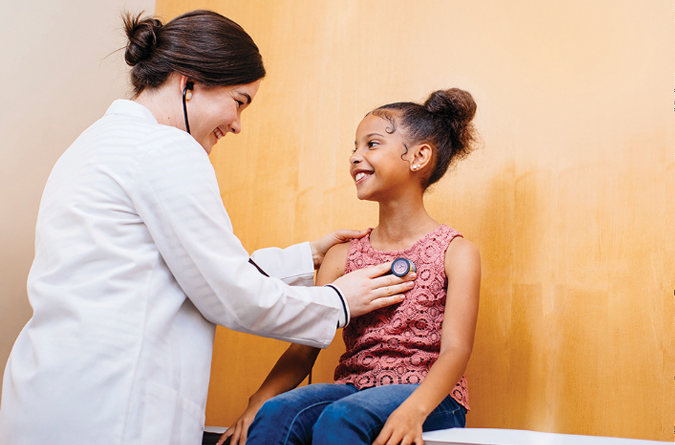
315,242,350,285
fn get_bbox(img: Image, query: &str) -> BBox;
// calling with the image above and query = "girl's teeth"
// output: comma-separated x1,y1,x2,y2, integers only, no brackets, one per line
355,173,365,181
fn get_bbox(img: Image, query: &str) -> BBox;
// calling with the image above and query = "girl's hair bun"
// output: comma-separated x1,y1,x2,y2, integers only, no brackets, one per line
424,88,477,124
123,12,163,66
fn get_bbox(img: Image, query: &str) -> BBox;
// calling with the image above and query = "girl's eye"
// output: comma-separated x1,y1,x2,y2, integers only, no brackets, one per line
236,100,244,107
352,140,379,153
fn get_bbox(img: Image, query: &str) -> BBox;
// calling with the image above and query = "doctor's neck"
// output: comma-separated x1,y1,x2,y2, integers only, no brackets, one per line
134,75,186,131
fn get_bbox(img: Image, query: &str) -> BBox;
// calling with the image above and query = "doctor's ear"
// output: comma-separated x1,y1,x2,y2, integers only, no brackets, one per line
409,144,433,172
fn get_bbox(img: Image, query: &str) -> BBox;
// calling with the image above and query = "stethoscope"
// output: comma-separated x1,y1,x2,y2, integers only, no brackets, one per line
389,257,416,277
182,81,194,134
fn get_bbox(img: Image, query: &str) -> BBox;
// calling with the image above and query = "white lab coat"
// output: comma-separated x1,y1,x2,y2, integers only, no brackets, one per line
0,100,345,444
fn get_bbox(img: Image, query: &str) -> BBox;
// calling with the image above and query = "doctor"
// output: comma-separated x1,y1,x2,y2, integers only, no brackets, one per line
0,10,415,445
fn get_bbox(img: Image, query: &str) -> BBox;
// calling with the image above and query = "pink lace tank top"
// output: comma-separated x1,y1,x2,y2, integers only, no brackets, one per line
333,224,470,410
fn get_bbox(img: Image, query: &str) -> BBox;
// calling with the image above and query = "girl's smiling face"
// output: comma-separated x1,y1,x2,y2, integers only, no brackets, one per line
187,80,261,154
350,113,412,201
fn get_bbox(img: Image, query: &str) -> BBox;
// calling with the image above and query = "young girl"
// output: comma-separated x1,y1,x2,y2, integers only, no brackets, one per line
218,88,481,445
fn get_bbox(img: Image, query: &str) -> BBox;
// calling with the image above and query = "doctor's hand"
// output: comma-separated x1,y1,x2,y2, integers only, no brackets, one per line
332,261,416,318
309,229,368,269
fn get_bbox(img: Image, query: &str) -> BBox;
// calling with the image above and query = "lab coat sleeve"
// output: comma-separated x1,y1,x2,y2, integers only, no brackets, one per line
250,243,315,286
128,130,340,348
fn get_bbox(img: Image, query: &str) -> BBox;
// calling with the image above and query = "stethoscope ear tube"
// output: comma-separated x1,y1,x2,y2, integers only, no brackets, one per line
182,81,194,134
390,257,416,277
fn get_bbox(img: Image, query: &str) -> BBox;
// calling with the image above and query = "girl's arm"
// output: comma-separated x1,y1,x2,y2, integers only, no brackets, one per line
374,237,481,445
218,242,350,445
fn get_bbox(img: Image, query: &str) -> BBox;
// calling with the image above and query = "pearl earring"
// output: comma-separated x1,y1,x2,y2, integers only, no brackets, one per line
412,165,420,171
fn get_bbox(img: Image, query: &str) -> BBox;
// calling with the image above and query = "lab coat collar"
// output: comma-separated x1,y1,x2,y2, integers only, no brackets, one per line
105,99,158,124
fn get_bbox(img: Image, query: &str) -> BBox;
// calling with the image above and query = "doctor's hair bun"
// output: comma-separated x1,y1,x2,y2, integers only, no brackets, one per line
371,88,478,189
123,12,162,66
121,10,266,98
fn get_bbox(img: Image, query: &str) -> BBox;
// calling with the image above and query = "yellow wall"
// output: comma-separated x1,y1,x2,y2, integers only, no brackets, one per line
155,1,674,441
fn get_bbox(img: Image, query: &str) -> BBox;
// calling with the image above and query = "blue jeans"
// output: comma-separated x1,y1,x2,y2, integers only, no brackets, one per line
246,383,466,445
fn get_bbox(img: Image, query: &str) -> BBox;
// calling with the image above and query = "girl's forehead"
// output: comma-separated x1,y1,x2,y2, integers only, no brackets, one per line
357,112,397,135
355,112,409,149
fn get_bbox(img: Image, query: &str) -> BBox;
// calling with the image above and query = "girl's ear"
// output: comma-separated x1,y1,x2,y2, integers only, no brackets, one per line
409,143,433,172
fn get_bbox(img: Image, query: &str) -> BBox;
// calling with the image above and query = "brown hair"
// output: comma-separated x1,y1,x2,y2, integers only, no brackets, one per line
371,88,478,189
123,10,265,97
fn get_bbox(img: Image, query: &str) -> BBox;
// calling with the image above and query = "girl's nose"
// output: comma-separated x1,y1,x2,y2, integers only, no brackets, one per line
349,152,362,164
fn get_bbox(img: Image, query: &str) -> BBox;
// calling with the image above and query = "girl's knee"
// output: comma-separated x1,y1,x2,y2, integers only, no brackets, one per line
247,395,304,443
313,399,372,442
315,400,351,426
255,395,293,422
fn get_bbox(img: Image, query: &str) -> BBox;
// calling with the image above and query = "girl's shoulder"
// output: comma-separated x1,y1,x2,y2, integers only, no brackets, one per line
444,234,481,280
315,242,351,285
327,241,351,260
446,235,479,258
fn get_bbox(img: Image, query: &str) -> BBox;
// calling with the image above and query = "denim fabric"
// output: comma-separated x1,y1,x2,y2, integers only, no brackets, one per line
246,383,465,445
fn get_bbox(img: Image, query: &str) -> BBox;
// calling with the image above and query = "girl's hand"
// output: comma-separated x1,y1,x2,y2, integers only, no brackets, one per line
309,229,368,269
216,399,266,445
372,404,426,445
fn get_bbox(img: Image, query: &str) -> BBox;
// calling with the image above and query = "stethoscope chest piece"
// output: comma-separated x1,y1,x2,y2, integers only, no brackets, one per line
390,257,416,277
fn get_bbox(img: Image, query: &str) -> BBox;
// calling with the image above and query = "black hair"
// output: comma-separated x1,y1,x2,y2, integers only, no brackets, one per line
123,10,265,97
371,88,478,189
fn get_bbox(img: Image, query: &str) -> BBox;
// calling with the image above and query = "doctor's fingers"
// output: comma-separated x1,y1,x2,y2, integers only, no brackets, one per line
362,261,396,277
371,279,415,301
370,269,417,287
362,274,417,310
366,290,407,313
345,282,414,318
310,229,369,268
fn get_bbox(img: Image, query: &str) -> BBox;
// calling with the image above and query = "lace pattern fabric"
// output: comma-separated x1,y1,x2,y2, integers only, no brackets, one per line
333,224,470,410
